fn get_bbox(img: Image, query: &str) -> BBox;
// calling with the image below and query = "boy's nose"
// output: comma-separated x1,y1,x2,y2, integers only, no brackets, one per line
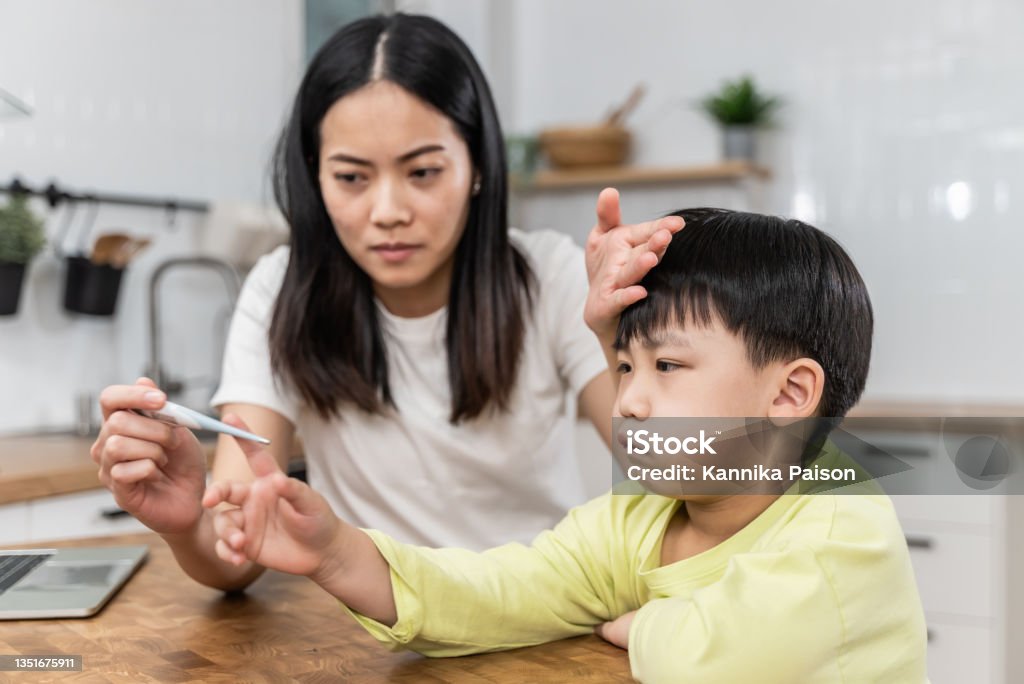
370,178,412,228
616,377,651,420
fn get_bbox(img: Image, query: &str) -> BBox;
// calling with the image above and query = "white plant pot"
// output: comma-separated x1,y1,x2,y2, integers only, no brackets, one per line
722,126,756,162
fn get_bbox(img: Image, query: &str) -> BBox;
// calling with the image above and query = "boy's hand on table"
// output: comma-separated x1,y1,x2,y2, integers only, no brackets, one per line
583,188,684,340
595,609,637,650
202,414,341,578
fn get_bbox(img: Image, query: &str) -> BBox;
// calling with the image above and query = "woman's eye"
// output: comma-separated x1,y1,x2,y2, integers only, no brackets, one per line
616,362,632,374
334,173,364,185
656,360,683,372
411,167,442,180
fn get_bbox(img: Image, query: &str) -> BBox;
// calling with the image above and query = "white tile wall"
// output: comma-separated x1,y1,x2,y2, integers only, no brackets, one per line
0,1,302,433
458,0,1024,404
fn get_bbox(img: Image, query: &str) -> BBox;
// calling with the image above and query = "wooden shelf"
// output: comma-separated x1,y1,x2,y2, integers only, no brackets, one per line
515,161,771,191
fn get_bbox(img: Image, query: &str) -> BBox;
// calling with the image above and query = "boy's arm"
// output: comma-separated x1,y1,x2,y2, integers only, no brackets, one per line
629,545,841,683
345,496,626,656
206,417,628,654
201,417,397,624
627,538,924,684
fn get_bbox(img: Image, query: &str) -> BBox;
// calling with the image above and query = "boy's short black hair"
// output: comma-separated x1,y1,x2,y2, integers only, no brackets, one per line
615,208,873,418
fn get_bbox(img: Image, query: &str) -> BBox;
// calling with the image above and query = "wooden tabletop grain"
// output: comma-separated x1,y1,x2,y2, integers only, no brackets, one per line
1,533,634,683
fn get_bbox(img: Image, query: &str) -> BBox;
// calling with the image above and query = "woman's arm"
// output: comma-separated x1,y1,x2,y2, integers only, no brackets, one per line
578,371,615,449
583,188,684,393
163,403,295,591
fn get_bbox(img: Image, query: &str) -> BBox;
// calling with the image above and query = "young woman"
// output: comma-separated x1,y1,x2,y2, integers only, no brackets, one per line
91,13,623,591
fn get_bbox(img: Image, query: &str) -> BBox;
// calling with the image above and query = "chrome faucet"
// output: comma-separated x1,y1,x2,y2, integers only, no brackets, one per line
146,257,241,400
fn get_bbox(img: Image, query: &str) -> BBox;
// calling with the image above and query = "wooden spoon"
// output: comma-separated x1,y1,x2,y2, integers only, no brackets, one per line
604,84,647,127
90,233,131,266
110,237,152,269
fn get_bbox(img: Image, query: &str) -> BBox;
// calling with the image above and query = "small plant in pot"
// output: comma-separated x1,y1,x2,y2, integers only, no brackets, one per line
0,194,46,315
699,75,780,162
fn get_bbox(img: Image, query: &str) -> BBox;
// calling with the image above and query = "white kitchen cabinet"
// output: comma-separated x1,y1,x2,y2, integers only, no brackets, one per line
0,488,146,546
845,428,1023,684
0,500,32,545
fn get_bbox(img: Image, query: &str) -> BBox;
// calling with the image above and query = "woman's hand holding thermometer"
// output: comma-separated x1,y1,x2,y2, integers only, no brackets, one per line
92,379,210,535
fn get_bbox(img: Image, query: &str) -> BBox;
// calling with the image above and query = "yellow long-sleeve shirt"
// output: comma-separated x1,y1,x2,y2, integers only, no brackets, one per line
346,491,927,683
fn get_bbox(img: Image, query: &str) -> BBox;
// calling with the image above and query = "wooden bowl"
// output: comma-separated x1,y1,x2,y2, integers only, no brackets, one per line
538,125,631,169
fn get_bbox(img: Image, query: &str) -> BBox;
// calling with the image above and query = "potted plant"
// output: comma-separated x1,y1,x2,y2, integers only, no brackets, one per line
0,194,46,315
699,75,780,162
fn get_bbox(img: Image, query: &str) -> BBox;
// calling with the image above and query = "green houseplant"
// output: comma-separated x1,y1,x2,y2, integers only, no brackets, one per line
699,75,780,162
0,194,46,315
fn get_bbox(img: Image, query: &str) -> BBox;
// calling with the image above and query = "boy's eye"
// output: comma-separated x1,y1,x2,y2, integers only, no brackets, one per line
411,167,442,180
615,362,632,374
656,360,683,372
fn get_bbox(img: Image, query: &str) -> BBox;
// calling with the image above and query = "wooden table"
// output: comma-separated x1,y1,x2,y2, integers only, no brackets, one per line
1,533,633,683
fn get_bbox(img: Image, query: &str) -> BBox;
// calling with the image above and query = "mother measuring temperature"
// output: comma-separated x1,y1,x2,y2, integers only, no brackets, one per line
92,13,682,592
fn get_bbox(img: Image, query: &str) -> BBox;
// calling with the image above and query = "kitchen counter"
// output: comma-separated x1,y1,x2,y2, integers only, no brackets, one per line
849,400,1024,435
0,434,115,504
851,399,1024,418
0,434,221,505
0,434,303,505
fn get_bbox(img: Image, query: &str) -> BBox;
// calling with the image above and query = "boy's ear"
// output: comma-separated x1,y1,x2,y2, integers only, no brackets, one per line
767,358,825,419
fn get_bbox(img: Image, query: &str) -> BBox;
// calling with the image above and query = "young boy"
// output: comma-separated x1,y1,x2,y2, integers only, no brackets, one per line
202,204,927,682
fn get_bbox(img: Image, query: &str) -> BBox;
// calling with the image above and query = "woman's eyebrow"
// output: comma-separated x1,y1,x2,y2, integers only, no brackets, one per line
396,144,445,162
326,152,372,166
326,144,446,166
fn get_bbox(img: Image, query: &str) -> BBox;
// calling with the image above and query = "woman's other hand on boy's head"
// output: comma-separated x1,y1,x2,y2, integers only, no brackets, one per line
584,188,684,340
202,414,342,578
595,609,636,650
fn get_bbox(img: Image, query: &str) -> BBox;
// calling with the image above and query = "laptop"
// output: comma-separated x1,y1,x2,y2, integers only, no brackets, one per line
0,546,148,619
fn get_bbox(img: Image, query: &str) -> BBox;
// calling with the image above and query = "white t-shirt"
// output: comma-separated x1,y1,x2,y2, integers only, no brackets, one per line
211,229,607,550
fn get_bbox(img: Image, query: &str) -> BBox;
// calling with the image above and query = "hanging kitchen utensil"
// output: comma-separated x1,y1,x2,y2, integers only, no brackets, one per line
110,237,151,269
90,233,131,265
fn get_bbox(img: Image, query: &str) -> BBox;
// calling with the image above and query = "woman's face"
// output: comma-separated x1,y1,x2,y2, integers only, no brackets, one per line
318,80,476,317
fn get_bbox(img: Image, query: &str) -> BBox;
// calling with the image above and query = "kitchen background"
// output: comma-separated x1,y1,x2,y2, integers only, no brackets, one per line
0,1,1021,681
2,0,1022,432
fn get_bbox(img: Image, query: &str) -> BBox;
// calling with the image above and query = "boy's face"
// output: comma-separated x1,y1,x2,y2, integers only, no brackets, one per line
614,315,779,420
615,314,826,501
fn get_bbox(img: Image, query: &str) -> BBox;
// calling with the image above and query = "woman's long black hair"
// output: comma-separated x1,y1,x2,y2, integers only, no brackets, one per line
269,13,534,424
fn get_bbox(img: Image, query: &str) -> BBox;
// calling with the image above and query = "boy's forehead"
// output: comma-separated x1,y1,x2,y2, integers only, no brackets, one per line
616,308,736,352
636,328,694,349
629,322,723,350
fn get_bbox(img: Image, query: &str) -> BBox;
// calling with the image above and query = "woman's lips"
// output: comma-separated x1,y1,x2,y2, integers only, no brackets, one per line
371,243,421,264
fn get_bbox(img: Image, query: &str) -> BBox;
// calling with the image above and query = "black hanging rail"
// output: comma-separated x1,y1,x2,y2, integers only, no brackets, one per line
0,176,209,213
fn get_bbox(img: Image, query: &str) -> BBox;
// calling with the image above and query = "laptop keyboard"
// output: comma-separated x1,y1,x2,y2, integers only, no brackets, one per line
0,554,51,594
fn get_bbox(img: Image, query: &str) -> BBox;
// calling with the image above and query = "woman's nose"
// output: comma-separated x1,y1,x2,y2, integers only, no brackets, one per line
370,178,412,228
